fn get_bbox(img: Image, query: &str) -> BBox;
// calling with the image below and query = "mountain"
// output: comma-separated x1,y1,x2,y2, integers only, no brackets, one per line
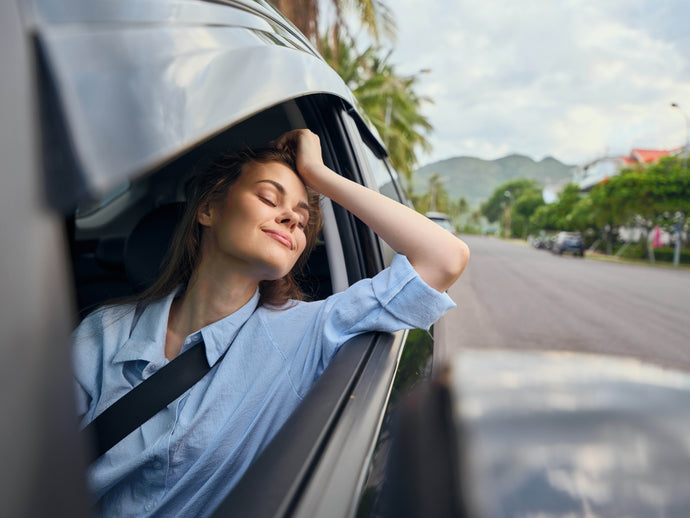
412,154,576,209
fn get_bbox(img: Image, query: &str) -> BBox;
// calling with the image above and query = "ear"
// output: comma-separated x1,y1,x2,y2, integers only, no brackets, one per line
197,201,214,227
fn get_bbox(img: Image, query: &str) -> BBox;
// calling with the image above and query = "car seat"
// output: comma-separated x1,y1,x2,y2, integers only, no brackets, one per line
124,203,185,292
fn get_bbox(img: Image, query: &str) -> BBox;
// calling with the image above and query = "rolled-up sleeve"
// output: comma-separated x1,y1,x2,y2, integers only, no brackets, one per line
370,254,456,330
249,255,457,396
307,254,456,373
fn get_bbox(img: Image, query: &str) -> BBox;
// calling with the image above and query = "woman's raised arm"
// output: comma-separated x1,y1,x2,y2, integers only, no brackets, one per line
275,129,469,292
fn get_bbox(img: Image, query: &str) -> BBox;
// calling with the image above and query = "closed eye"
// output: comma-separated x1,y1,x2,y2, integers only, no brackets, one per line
258,195,276,207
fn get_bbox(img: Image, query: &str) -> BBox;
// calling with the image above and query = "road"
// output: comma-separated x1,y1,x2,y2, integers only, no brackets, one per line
435,235,690,371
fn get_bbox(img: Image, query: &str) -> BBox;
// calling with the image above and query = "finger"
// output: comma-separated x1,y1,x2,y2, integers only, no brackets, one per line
273,137,289,151
274,130,298,150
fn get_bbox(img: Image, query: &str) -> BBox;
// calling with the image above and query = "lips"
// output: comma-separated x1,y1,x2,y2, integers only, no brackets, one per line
263,229,293,250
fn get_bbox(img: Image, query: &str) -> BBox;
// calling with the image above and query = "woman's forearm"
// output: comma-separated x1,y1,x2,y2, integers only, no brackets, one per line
275,129,469,292
309,165,469,292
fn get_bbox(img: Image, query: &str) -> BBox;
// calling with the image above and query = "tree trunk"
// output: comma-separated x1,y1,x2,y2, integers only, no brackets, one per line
646,226,655,263
272,0,320,46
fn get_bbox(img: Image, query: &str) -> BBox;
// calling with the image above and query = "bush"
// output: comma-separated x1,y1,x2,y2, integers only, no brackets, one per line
653,246,690,264
614,243,690,264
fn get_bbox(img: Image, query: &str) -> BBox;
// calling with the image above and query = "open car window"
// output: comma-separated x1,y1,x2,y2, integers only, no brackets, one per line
69,98,349,318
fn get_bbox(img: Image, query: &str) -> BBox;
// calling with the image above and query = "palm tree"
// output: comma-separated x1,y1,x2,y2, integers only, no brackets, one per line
321,36,432,183
273,0,395,51
275,1,429,184
272,0,319,45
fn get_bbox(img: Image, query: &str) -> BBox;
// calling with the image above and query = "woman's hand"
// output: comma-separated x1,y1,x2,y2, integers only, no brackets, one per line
273,129,332,190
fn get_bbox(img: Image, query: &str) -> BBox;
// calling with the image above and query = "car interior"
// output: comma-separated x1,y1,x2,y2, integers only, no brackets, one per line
68,97,362,319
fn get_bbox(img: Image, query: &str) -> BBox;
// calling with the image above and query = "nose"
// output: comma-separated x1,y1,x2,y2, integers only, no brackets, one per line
277,210,299,230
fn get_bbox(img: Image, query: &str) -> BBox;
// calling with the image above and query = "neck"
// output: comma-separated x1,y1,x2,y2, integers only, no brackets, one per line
165,257,258,359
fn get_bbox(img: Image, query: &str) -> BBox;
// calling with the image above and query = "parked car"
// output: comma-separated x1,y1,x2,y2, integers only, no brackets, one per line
528,235,547,249
426,211,456,234
552,231,585,256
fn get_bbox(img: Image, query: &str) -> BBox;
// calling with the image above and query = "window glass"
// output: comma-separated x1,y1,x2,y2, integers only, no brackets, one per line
75,180,130,220
358,143,400,266
360,143,401,202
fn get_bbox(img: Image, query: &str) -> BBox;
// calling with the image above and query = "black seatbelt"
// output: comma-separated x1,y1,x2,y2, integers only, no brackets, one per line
83,341,221,459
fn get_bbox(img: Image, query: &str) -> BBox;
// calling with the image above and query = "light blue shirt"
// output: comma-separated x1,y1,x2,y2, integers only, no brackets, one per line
73,254,455,517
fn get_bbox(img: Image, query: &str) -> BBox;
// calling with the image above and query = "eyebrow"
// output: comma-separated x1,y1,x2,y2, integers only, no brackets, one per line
256,179,309,212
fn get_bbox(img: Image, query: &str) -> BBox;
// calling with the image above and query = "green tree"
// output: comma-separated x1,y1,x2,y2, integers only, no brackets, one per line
411,173,449,214
528,183,581,233
448,196,470,221
482,178,543,237
544,156,690,257
568,196,596,234
481,179,542,223
590,157,690,258
553,183,582,230
587,179,627,254
513,192,545,237
529,203,559,233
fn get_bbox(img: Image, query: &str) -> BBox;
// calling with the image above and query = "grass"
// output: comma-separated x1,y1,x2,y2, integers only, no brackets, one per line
504,237,690,270
584,250,690,270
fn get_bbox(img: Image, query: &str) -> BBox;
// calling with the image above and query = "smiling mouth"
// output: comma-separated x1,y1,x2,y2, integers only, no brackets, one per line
263,230,293,250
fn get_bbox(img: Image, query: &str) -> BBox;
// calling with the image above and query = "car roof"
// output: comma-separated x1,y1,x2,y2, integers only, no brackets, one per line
28,0,384,206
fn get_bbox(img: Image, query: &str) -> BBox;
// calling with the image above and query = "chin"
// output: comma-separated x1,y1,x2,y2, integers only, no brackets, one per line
259,262,295,282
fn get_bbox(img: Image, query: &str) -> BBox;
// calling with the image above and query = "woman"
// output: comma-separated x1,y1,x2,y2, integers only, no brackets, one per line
73,129,470,517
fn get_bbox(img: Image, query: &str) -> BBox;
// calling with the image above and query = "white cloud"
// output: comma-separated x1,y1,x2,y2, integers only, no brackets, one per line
389,0,690,166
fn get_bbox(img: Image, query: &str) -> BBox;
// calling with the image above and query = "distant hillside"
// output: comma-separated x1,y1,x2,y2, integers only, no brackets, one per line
412,154,575,209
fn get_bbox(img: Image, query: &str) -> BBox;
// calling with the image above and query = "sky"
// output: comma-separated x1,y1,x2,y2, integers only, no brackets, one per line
383,0,690,167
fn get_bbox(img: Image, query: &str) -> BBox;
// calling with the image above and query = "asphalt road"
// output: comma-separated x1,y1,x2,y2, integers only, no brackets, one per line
435,235,690,372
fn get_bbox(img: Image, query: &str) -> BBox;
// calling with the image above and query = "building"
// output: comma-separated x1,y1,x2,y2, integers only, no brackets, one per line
574,148,679,191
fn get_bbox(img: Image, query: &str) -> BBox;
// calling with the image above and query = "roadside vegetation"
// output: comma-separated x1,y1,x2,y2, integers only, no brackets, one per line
480,155,690,265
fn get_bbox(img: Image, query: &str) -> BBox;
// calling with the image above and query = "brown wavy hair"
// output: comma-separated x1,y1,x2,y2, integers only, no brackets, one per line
133,148,323,308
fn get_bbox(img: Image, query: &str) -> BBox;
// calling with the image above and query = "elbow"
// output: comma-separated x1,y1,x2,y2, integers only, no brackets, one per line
432,238,470,292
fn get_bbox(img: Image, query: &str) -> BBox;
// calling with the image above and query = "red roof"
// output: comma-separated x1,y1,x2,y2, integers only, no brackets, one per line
629,148,673,164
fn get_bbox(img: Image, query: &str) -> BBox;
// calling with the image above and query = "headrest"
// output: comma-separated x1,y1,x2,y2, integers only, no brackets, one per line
124,203,185,291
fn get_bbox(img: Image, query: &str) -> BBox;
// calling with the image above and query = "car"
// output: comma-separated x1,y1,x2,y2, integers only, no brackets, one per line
552,231,585,256
389,349,690,517
2,1,433,516
425,211,456,234
528,235,547,249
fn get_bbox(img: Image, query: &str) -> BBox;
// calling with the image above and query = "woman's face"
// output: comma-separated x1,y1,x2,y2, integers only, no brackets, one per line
198,160,310,282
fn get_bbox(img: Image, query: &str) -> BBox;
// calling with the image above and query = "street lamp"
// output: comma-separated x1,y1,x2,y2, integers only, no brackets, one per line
670,103,688,266
670,102,690,151
503,191,514,238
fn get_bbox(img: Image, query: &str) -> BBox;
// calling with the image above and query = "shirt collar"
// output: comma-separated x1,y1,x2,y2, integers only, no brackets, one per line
112,292,177,364
200,289,260,366
112,288,261,367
